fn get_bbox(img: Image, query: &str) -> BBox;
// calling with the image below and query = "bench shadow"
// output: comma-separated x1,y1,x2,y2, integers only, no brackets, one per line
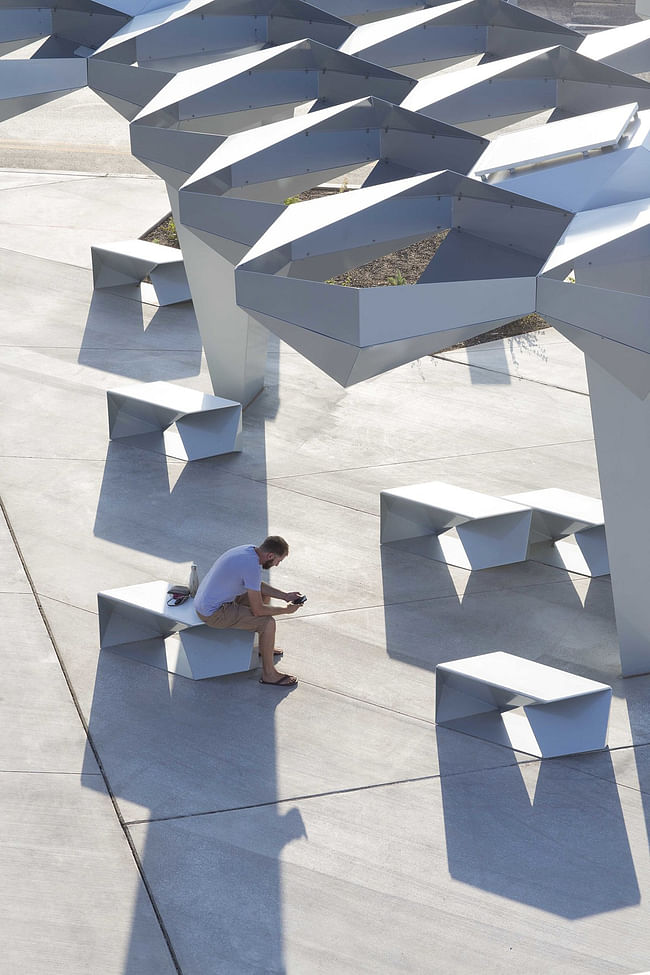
78,291,202,381
436,728,639,917
380,539,637,919
379,546,609,675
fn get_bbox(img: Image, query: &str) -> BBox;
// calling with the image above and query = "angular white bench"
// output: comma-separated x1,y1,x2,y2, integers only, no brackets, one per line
505,488,608,577
436,651,611,758
380,481,532,570
98,580,256,680
107,380,242,461
91,239,191,306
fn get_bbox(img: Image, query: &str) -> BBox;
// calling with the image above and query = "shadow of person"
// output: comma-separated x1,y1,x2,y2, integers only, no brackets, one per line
436,727,639,918
82,638,305,973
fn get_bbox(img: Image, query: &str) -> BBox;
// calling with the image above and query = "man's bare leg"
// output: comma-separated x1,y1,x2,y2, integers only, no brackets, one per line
259,618,295,685
259,592,283,656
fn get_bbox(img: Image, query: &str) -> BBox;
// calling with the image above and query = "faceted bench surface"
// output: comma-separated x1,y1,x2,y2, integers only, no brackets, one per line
436,651,612,758
91,239,191,306
380,480,532,570
107,380,242,461
505,488,608,576
98,580,255,680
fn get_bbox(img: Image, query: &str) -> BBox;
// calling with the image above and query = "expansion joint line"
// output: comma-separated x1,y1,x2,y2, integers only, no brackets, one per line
0,494,184,975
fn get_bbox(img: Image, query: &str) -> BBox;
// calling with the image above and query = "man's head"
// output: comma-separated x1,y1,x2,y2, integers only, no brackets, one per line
257,535,289,569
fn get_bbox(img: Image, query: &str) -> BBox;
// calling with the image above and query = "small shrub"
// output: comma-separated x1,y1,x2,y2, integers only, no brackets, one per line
387,271,407,286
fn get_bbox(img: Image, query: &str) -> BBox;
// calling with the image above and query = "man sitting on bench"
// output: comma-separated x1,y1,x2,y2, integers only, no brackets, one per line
194,535,303,687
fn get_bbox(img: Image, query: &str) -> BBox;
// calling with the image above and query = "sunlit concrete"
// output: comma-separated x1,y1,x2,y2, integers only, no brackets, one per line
3,19,650,970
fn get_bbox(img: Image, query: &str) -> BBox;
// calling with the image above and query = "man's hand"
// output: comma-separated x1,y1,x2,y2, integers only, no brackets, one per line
284,601,302,614
284,591,302,602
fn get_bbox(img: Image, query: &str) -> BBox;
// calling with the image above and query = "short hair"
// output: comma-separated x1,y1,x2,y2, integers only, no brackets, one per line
260,535,289,557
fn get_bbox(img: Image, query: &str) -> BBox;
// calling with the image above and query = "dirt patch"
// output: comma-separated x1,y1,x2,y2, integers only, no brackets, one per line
143,214,179,249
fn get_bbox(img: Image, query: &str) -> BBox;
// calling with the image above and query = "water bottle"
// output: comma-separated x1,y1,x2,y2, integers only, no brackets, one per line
188,562,199,597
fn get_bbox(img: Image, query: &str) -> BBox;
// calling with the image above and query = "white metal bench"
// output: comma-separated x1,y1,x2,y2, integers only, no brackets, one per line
436,651,611,758
380,481,532,570
505,488,608,577
107,380,242,461
91,239,191,306
98,580,256,680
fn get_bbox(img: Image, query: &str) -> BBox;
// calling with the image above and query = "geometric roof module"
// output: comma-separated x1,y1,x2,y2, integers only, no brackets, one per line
87,56,173,119
578,19,650,76
485,109,650,211
537,200,650,395
171,96,486,400
179,95,488,207
130,123,226,187
131,38,414,135
0,57,88,122
0,0,129,60
339,0,583,78
540,195,650,285
235,171,572,385
92,0,354,72
401,44,650,135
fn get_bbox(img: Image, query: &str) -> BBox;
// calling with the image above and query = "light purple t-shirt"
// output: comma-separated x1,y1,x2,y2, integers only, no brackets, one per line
194,544,261,616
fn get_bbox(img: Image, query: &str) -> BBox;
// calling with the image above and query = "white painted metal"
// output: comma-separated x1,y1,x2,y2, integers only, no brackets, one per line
107,380,242,459
98,581,256,679
505,488,609,577
436,651,612,757
578,20,650,74
91,239,191,305
380,481,532,570
473,102,637,178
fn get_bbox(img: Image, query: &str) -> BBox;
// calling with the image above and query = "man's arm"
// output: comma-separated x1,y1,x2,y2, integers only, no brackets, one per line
260,581,300,602
247,589,300,617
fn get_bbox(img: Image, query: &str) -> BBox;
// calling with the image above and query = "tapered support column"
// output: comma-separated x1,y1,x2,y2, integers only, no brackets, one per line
586,354,650,676
167,187,267,406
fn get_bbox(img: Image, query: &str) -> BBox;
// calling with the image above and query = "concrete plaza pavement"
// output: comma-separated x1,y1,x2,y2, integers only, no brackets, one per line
2,91,650,973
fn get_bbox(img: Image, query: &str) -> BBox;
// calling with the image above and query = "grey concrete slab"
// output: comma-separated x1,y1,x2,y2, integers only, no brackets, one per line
0,248,200,352
0,514,93,773
0,87,149,175
0,592,94,772
1,770,176,975
37,597,529,823
0,349,206,462
0,7,646,971
0,518,30,594
0,169,89,191
0,444,597,622
437,327,589,395
268,439,601,517
0,172,168,267
128,761,650,974
212,339,595,482
285,574,623,712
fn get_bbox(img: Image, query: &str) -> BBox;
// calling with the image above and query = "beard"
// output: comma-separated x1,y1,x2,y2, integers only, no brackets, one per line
262,556,276,569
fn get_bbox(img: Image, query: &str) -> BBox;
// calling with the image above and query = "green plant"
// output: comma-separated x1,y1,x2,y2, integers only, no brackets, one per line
284,195,301,205
386,271,407,286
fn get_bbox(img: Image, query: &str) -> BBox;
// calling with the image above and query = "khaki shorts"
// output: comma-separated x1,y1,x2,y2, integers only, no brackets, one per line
196,592,272,634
